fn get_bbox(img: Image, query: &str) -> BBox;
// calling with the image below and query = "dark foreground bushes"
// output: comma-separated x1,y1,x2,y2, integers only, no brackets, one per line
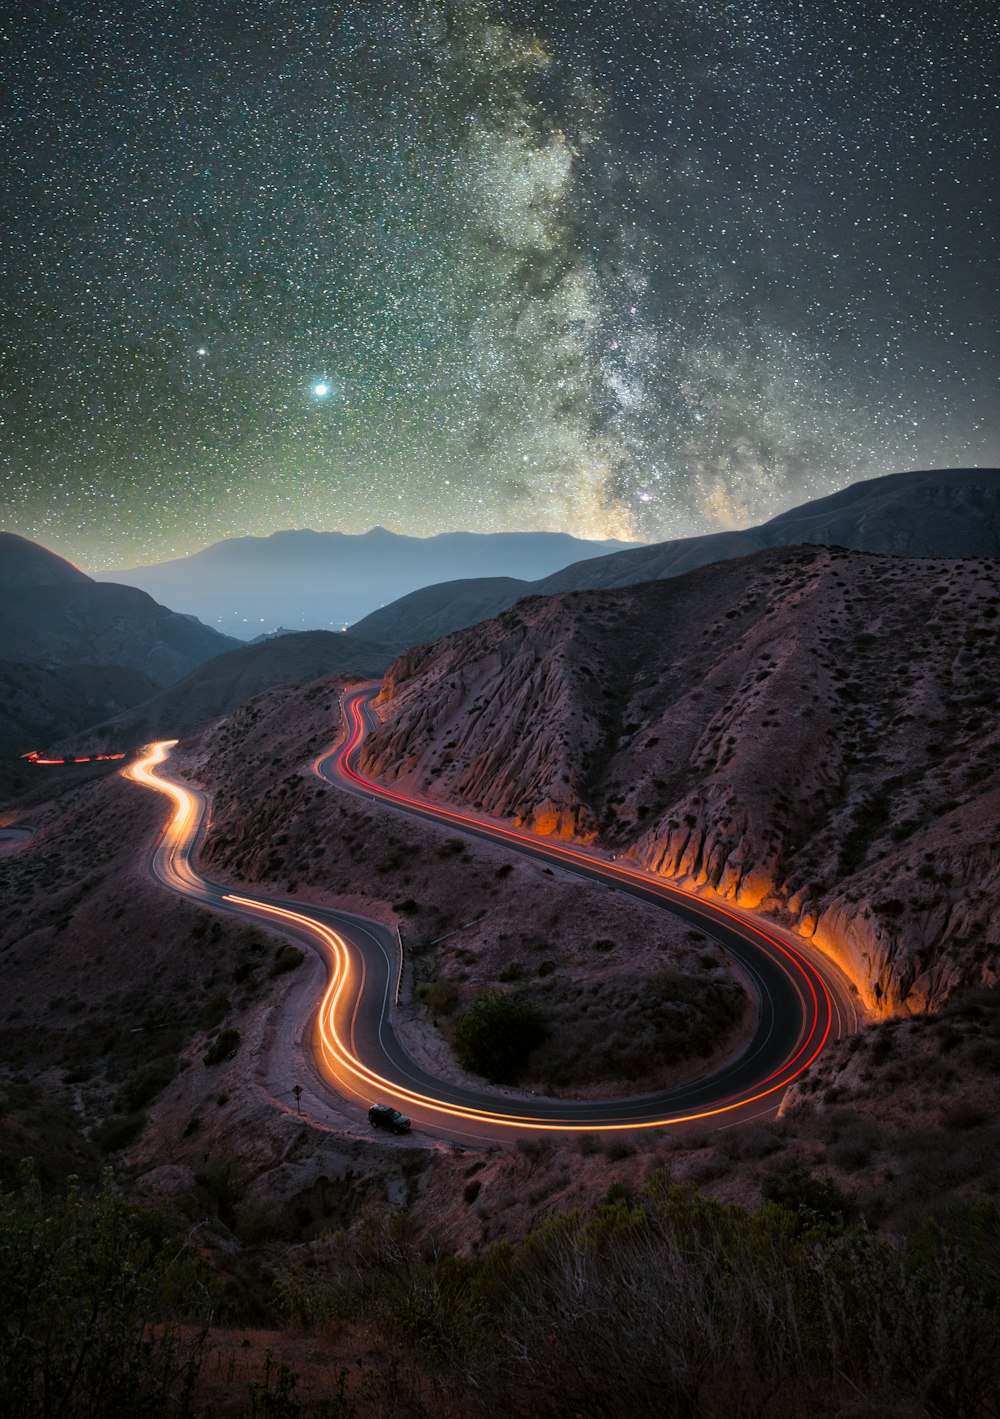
0,1163,212,1419
279,1169,1000,1419
5,1160,999,1418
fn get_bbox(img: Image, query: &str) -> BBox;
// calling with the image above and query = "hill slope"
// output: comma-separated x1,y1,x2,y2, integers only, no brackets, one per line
351,468,1000,647
363,545,1000,1014
61,629,393,753
0,532,92,588
0,582,238,685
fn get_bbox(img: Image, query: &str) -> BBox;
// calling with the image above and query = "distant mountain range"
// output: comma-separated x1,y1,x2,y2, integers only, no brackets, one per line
95,528,638,637
350,468,1000,646
4,467,998,792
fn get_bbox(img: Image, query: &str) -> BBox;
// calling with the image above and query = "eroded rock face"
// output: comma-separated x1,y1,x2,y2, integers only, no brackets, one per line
364,546,1000,1013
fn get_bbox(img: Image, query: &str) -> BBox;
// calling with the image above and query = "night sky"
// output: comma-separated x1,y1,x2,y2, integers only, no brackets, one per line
2,0,997,569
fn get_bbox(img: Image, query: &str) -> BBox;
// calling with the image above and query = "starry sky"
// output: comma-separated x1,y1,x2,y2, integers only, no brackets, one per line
2,0,997,569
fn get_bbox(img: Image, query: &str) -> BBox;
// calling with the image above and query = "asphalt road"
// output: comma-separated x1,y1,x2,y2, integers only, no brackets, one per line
124,695,858,1146
311,687,859,1136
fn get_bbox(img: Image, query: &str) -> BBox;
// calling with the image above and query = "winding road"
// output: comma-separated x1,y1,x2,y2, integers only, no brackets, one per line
125,686,859,1144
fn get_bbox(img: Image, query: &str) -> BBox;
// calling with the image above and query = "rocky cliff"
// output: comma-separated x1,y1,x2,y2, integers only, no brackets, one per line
364,546,1000,1012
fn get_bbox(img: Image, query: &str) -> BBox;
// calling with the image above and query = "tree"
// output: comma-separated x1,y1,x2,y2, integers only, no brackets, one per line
452,990,547,1083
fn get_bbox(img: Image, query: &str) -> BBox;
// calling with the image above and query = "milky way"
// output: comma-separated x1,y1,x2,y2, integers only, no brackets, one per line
1,0,996,567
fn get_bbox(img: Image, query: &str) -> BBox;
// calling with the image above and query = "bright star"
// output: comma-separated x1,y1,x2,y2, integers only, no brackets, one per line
313,381,331,398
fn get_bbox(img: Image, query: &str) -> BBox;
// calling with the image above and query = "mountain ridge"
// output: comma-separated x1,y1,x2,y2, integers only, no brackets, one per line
93,527,641,637
350,468,1000,647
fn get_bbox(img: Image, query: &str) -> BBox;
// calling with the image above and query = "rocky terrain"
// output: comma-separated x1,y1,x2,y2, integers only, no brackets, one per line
351,466,1000,647
364,544,1000,1014
3,511,999,1415
192,677,742,1098
2,647,998,1415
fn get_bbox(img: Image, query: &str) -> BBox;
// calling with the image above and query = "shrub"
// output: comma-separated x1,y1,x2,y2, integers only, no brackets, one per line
269,944,306,977
203,1029,241,1066
0,1164,209,1416
198,993,230,1029
91,1112,147,1153
416,977,461,1016
761,1165,849,1232
452,991,547,1083
114,1055,177,1113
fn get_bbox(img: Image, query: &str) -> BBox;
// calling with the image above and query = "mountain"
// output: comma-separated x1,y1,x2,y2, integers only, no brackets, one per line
0,532,92,588
363,543,1000,1015
95,528,638,638
0,533,238,686
345,577,524,648
61,629,394,753
0,660,159,798
350,468,1000,647
0,533,241,793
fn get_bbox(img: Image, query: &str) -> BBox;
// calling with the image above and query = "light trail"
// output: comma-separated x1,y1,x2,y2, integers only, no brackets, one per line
311,688,860,1125
124,703,858,1142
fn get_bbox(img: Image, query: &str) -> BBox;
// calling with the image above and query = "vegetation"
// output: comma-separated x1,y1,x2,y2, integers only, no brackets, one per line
3,1115,999,1417
276,1169,1000,1419
0,1163,210,1419
268,944,306,978
115,1055,178,1113
415,976,461,1017
528,966,745,1090
92,1111,147,1153
452,990,547,1083
203,1028,241,1066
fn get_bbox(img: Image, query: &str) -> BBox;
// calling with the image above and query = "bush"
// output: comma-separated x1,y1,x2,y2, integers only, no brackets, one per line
452,991,547,1083
269,944,306,977
115,1055,177,1113
91,1111,147,1153
203,1029,241,1066
0,1164,209,1417
416,977,461,1016
198,993,230,1029
761,1165,849,1232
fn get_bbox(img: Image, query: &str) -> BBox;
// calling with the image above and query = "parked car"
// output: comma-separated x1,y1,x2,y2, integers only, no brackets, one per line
368,1103,411,1134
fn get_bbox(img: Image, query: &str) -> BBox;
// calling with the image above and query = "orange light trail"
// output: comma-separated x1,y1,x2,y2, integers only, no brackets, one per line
124,710,850,1138
315,689,845,1122
27,750,126,764
222,891,815,1132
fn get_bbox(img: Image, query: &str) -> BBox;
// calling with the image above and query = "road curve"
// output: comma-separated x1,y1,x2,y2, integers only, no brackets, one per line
312,687,859,1131
124,693,858,1145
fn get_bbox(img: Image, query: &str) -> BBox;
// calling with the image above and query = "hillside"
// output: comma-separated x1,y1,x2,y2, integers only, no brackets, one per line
96,527,637,638
351,467,1000,648
0,534,240,792
364,544,1000,1014
0,582,237,685
60,629,394,753
0,531,92,588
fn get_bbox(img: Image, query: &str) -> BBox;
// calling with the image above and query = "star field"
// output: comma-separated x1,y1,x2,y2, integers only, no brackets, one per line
1,0,996,568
